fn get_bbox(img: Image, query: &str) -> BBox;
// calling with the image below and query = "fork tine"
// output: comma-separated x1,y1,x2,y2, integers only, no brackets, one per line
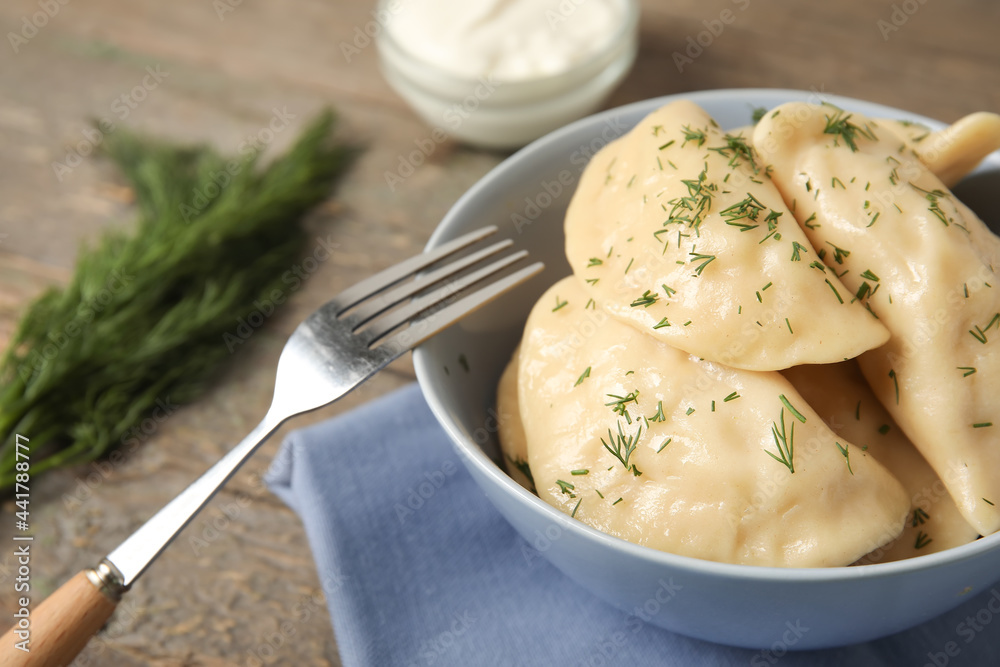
345,239,514,329
378,261,545,353
361,250,532,345
331,226,498,314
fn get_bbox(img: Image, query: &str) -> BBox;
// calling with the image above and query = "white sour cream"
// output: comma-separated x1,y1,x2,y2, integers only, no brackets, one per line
385,0,627,81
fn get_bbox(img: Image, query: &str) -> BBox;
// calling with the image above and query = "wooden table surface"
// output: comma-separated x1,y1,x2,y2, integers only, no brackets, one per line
1,0,998,664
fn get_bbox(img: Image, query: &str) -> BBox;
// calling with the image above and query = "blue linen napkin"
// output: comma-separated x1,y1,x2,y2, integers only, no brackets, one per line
266,383,1000,667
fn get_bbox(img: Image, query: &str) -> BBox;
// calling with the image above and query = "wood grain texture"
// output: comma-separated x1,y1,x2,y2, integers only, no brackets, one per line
0,0,997,664
0,571,117,667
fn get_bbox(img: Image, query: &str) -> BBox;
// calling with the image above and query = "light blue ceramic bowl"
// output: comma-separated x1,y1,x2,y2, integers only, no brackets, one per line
412,89,1000,650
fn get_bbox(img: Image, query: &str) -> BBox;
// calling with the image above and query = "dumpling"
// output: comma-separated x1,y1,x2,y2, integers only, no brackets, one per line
783,361,980,562
497,347,534,493
755,101,1000,535
514,276,909,567
879,112,1000,188
564,100,889,371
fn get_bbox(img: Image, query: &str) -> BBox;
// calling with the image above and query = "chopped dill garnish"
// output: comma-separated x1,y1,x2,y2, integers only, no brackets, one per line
586,298,596,310
889,369,899,404
779,394,807,423
910,183,951,226
587,257,604,267
681,125,708,147
708,133,760,174
973,422,993,428
689,251,717,276
724,391,740,402
657,438,672,453
506,456,534,490
958,366,977,377
791,241,809,261
606,391,640,423
571,469,590,476
662,283,677,297
826,241,851,264
766,404,796,474
912,508,930,526
552,296,568,312
751,106,768,123
822,105,878,152
836,442,853,475
914,531,933,550
595,489,605,499
685,407,695,416
624,257,634,274
648,400,666,422
785,317,793,334
984,498,995,506
612,497,623,506
653,317,671,330
571,498,582,517
803,212,819,229
630,290,659,308
575,366,592,387
825,279,844,303
720,192,766,231
658,140,675,150
556,480,576,497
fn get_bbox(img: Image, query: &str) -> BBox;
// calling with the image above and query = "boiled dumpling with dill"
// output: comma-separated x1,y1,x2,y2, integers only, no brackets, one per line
878,112,1000,188
755,101,1000,536
783,361,980,562
513,276,909,567
563,99,889,371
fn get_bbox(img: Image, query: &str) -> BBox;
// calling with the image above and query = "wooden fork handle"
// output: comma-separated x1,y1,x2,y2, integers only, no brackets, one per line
0,568,122,667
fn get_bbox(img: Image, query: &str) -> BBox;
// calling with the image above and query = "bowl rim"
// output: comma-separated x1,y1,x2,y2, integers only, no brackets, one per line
415,87,1000,583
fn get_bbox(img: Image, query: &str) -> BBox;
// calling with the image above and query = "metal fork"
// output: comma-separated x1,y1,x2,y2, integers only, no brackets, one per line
0,226,542,667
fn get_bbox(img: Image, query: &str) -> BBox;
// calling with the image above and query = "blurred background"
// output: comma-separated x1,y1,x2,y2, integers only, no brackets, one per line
0,0,998,664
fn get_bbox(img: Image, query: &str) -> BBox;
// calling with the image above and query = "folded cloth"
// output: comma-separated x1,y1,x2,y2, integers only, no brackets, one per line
266,383,1000,667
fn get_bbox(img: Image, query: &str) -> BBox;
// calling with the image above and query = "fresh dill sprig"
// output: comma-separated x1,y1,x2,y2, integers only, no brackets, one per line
0,110,356,488
601,419,643,473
